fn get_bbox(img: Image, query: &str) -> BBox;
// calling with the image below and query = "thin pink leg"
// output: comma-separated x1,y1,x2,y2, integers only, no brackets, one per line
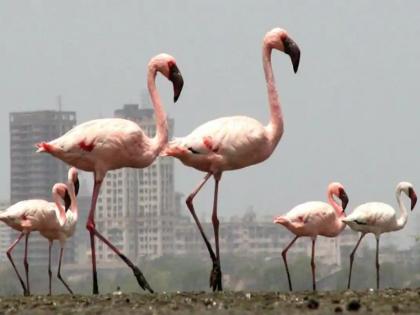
311,238,316,291
375,236,380,290
7,232,27,295
48,240,53,295
185,172,217,262
86,178,153,294
57,245,73,294
210,175,222,291
347,233,366,289
282,236,299,291
24,233,30,295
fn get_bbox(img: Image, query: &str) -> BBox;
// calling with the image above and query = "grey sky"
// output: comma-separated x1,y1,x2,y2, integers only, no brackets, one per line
1,1,419,246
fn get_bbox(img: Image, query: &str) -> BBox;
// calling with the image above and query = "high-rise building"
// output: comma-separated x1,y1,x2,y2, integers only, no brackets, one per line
96,102,176,262
9,110,76,265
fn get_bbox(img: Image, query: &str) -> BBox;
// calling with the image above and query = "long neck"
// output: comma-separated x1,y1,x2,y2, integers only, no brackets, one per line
148,67,168,156
263,45,284,146
396,189,408,229
53,191,67,226
67,181,78,217
328,192,344,217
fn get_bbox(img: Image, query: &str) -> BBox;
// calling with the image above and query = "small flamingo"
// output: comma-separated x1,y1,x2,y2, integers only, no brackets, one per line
0,169,78,296
39,167,79,295
162,27,300,291
342,182,417,290
35,53,184,294
274,182,349,291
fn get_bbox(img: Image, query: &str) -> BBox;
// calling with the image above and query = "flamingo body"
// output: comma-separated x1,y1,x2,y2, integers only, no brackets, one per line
343,182,417,290
274,182,349,291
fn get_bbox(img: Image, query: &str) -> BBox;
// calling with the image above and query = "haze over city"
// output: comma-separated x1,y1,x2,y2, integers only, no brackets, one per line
1,0,419,250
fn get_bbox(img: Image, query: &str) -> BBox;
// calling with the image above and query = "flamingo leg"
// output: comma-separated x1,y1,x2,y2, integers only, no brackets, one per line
311,237,316,291
210,175,222,291
86,178,153,294
7,232,28,295
185,172,217,263
281,235,299,291
48,240,53,295
24,233,30,295
347,232,366,289
375,236,380,290
57,245,73,294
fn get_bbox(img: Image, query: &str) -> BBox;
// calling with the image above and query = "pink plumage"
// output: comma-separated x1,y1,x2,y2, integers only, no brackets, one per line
343,181,417,290
274,182,349,291
35,53,184,294
162,27,300,291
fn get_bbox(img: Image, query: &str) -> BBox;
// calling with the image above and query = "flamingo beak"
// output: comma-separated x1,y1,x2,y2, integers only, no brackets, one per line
409,187,417,210
339,188,349,211
283,36,300,73
169,64,184,102
74,175,80,196
63,189,71,212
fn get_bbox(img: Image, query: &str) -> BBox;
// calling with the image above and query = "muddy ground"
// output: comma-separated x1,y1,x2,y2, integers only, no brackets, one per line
0,289,419,315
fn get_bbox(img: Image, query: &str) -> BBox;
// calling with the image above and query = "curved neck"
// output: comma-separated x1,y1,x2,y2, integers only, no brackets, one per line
263,45,284,146
396,189,408,229
53,190,67,226
148,67,168,156
67,180,78,217
328,192,344,217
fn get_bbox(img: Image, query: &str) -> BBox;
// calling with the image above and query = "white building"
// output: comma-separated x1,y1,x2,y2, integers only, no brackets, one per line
96,103,176,263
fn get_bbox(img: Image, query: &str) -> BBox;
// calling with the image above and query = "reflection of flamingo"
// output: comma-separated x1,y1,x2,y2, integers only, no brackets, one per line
0,169,78,296
343,182,417,290
39,167,79,295
36,53,184,294
274,183,349,291
162,28,300,291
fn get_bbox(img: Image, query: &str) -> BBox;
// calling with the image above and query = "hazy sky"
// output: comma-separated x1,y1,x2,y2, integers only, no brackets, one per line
1,1,419,246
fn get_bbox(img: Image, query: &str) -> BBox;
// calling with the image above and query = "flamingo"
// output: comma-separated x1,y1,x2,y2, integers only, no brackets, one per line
342,182,417,290
35,53,184,294
0,168,78,296
273,182,349,291
39,167,79,295
161,27,300,291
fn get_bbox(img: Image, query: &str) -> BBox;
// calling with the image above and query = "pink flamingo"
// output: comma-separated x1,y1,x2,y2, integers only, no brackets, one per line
273,182,349,291
0,168,79,296
35,53,184,294
343,182,417,290
39,167,79,295
162,28,300,291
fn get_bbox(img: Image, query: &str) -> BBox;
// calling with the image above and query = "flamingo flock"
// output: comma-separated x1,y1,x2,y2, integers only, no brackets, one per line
0,27,416,295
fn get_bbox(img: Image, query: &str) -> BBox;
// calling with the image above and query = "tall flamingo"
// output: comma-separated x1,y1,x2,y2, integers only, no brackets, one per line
0,169,78,296
35,53,184,294
39,167,79,295
343,182,417,290
273,182,349,291
162,28,300,291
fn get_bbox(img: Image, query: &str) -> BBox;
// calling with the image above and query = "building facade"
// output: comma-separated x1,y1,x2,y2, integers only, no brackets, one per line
95,104,176,262
9,110,76,265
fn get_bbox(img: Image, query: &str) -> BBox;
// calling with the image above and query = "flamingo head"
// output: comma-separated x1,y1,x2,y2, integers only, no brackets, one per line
149,53,184,102
264,28,300,73
53,183,71,212
328,182,349,211
273,216,290,227
398,182,417,210
68,167,80,196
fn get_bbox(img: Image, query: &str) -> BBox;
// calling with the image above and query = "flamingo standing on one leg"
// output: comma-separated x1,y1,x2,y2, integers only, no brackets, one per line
161,28,300,291
273,182,349,291
39,167,79,295
342,182,417,290
0,171,78,296
35,53,184,294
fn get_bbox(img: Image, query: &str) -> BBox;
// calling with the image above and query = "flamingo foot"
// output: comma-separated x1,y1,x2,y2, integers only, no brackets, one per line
209,261,223,291
132,266,154,293
23,289,30,297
